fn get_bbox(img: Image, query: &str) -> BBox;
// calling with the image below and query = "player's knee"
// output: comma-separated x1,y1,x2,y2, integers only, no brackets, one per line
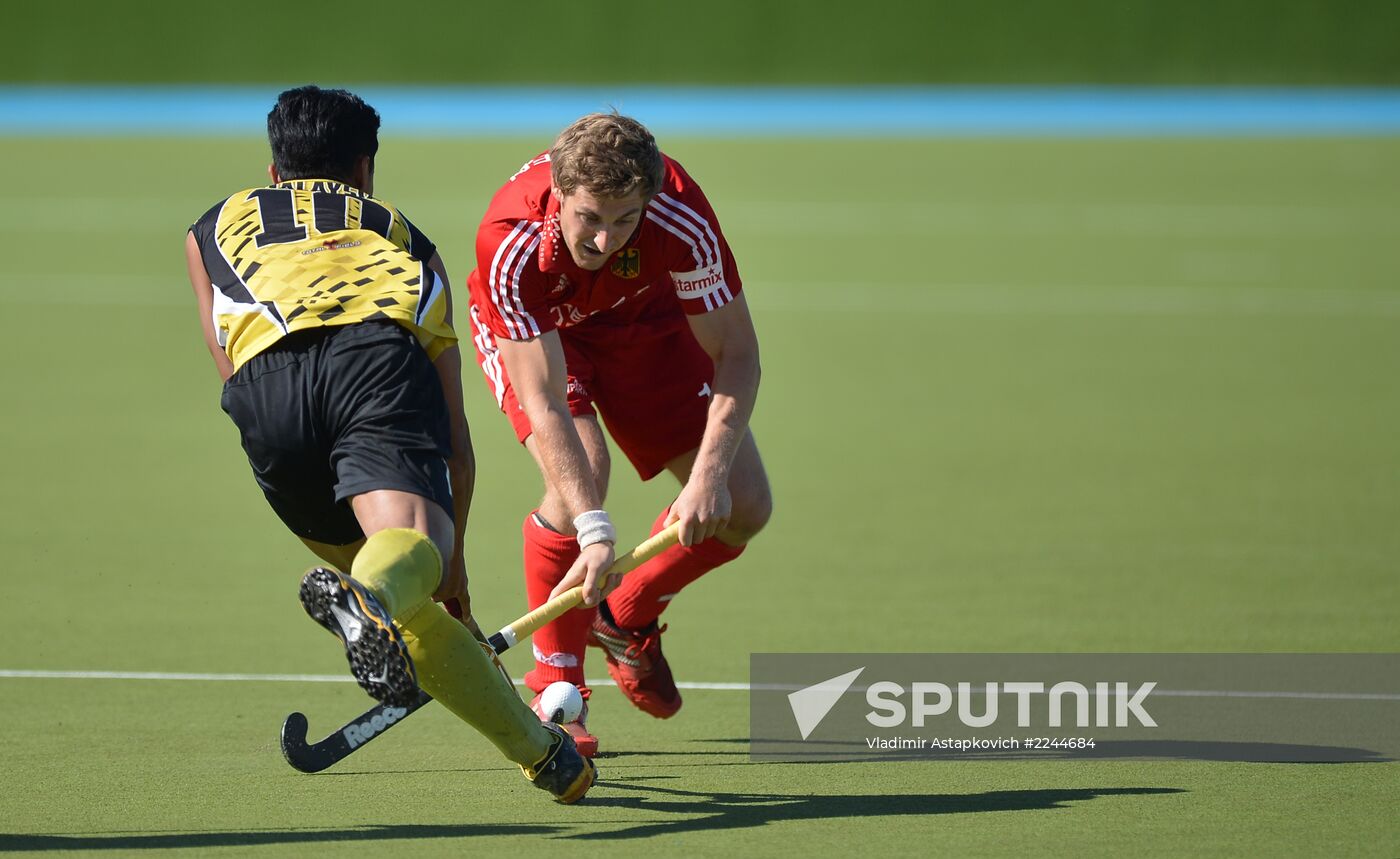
726,478,773,543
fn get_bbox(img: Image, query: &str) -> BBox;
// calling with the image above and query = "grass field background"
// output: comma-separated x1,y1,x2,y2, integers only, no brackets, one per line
7,0,1399,84
1,134,1397,855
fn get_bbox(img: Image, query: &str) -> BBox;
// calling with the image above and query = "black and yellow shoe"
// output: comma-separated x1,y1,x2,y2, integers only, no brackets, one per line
522,723,597,804
299,567,419,708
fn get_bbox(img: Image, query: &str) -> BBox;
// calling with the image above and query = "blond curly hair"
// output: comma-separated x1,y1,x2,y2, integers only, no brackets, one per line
550,112,665,200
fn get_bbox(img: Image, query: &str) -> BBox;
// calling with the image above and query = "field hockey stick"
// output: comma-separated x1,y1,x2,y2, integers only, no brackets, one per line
280,522,683,773
485,521,682,653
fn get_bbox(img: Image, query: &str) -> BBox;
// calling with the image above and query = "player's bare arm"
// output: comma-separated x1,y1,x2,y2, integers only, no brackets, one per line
496,331,618,605
184,231,235,382
672,293,762,546
426,253,477,615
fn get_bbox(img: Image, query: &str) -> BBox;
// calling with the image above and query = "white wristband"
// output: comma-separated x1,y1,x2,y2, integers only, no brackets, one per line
573,509,616,549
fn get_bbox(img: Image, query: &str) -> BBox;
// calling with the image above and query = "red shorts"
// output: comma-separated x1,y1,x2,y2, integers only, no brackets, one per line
470,307,714,480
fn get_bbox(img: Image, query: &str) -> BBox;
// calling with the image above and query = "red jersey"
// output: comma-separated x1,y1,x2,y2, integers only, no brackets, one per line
466,152,742,342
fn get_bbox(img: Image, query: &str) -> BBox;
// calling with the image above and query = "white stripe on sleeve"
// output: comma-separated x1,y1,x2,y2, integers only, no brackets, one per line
488,220,543,340
652,193,721,267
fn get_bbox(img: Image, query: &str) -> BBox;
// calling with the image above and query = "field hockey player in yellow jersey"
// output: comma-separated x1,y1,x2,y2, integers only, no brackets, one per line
184,85,594,803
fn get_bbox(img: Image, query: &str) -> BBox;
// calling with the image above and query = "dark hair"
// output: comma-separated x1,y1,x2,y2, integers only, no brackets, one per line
267,85,380,182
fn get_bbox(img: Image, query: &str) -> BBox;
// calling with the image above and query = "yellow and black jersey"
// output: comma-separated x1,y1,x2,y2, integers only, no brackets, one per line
190,179,454,370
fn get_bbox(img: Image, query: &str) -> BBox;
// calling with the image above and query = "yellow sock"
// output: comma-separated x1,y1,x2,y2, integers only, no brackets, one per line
399,600,553,766
349,528,441,618
348,527,551,766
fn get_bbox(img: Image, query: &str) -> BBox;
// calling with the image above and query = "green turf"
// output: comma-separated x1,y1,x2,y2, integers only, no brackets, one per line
1,135,1397,856
7,0,1400,84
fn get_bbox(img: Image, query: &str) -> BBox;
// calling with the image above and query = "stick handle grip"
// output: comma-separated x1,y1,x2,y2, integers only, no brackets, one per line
487,521,683,654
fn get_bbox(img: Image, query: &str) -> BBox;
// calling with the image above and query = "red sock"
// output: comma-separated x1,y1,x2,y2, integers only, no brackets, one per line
607,507,746,629
520,511,593,693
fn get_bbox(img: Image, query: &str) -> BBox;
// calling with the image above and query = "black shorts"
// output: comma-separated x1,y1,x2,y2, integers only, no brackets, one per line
220,321,454,546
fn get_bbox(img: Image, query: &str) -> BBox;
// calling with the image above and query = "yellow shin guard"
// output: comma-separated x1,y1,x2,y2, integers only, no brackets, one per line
349,528,442,618
398,601,553,766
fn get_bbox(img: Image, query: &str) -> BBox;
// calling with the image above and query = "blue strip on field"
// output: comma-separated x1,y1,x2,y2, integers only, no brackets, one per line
2,85,1399,136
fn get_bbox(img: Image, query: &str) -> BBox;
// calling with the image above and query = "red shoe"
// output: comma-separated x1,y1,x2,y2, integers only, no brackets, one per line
588,605,682,718
529,685,598,758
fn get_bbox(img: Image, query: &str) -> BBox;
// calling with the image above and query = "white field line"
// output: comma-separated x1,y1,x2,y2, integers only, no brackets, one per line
2,669,1396,700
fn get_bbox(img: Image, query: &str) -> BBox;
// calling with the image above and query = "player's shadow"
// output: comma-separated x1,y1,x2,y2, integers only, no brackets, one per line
573,783,1186,840
0,824,559,853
